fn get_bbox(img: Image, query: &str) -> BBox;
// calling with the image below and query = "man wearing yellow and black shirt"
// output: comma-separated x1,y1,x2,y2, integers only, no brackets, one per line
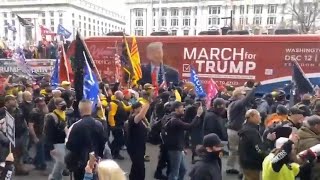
108,91,131,160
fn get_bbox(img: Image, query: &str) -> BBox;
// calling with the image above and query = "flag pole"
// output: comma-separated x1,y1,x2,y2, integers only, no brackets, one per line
79,33,102,81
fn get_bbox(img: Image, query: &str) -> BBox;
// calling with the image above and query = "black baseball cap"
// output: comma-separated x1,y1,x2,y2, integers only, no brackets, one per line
203,133,224,147
289,106,305,115
132,102,142,110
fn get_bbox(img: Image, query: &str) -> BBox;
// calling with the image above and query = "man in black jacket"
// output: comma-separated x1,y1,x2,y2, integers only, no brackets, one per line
66,99,107,180
239,109,276,180
164,101,203,180
226,83,258,175
189,133,224,180
203,98,228,140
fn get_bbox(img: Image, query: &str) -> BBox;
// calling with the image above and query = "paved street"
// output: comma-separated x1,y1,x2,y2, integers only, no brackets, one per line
15,144,239,180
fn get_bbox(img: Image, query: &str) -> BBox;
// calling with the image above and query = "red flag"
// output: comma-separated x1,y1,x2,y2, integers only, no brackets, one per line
59,45,74,83
206,79,219,108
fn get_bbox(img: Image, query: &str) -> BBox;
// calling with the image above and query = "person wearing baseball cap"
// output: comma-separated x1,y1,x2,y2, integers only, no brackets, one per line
283,106,306,132
189,133,224,180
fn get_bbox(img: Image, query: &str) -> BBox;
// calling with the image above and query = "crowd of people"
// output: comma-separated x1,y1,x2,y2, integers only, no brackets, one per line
0,40,70,59
1,74,320,180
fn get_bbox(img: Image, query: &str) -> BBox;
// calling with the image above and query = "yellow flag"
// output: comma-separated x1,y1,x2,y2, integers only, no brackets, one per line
130,36,142,83
174,90,181,102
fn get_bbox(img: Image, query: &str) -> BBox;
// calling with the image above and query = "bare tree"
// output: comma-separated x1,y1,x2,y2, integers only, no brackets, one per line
288,0,320,33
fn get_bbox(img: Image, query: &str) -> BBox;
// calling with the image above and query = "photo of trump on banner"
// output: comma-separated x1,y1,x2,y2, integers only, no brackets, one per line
139,42,180,86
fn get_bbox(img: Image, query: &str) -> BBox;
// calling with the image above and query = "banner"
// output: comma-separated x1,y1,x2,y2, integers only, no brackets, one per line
66,36,320,93
5,111,15,147
0,59,55,77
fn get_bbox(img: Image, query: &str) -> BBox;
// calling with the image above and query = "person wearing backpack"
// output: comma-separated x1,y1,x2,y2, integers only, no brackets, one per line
163,101,203,180
44,97,68,180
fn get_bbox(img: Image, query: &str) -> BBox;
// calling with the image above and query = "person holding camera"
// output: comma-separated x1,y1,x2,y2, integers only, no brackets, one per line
126,101,150,180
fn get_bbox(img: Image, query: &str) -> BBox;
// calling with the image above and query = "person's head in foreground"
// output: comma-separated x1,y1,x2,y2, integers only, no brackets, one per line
245,109,261,125
86,159,126,180
197,133,224,158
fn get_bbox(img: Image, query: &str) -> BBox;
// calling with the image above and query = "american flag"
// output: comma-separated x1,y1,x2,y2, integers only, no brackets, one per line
11,47,36,78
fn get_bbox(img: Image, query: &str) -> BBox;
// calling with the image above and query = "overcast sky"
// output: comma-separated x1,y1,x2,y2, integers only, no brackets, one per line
106,0,126,15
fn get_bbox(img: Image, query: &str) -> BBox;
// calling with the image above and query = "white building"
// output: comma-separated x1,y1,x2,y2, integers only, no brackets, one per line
125,0,318,36
0,0,126,46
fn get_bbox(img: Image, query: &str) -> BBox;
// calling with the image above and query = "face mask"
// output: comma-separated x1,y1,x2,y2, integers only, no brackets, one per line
26,101,32,103
61,105,67,111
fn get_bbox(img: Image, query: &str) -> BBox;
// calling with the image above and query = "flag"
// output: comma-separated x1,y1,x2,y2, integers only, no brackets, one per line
57,24,72,39
120,34,133,82
5,22,16,32
11,47,36,78
16,15,32,26
130,36,142,84
59,45,73,83
83,51,99,110
51,58,59,88
40,25,56,36
292,60,314,95
206,79,219,108
190,68,206,97
73,32,95,117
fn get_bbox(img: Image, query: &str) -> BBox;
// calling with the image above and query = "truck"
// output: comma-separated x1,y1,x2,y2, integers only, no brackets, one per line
67,35,320,94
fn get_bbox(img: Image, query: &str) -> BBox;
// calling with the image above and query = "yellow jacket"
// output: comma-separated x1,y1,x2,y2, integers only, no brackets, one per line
108,97,131,127
96,94,108,120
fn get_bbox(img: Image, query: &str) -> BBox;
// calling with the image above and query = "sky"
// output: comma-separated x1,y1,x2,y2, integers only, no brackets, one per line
106,0,126,15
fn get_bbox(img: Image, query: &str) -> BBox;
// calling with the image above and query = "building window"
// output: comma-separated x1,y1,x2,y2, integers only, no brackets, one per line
59,12,63,17
3,13,7,18
11,13,15,18
267,17,277,24
268,5,277,14
195,19,197,26
84,30,86,36
239,17,244,25
240,5,244,14
135,9,143,17
253,17,262,25
89,18,91,23
4,20,7,26
171,30,177,36
161,9,167,16
183,18,190,26
84,23,87,28
42,19,46,25
161,19,167,26
171,19,179,26
153,19,155,26
72,20,75,26
42,13,45,17
233,5,236,14
209,6,221,15
135,19,143,27
208,17,220,25
84,16,86,21
79,15,81,20
12,20,15,26
50,19,54,26
89,24,91,30
183,8,191,16
183,30,189,36
171,8,179,16
194,7,197,15
254,5,263,14
246,5,249,14
153,8,156,16
72,13,74,18
59,19,63,24
135,29,144,36
97,20,99,25
51,27,54,31
79,22,81,28
50,11,54,17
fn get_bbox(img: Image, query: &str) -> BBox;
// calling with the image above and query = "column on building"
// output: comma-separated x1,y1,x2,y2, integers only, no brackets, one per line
178,7,183,35
262,4,268,32
191,6,196,35
146,5,153,36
